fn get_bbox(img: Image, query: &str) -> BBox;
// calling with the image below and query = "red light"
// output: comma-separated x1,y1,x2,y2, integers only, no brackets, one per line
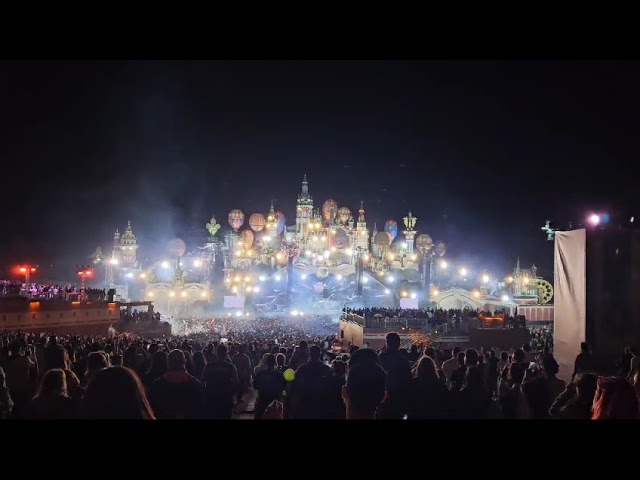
19,267,27,273
31,268,36,272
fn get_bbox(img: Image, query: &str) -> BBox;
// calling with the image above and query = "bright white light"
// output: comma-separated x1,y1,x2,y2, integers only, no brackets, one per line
148,292,154,297
384,289,390,294
402,242,407,249
501,294,510,302
193,259,202,267
299,311,304,316
232,286,238,293
244,275,251,282
301,274,307,280
305,250,312,257
331,246,336,252
140,273,146,279
259,275,266,281
387,276,394,283
275,275,281,281
245,312,250,316
161,261,169,268
362,277,369,284
181,291,187,297
169,291,175,297
253,286,260,293
225,277,231,283
110,258,119,265
459,267,468,277
201,291,207,298
473,290,480,298
410,292,417,299
336,274,343,281
126,272,133,278
324,250,330,258
235,311,242,317
439,260,447,269
246,286,252,292
345,248,353,256
227,313,232,317
363,254,370,261
589,214,600,226
432,289,439,296
263,236,271,242
482,274,489,284
291,310,298,316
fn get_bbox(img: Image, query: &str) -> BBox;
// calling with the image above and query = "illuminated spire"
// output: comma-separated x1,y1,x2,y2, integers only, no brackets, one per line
301,174,309,197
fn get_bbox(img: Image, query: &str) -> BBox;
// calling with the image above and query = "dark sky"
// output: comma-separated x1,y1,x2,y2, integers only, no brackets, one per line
1,60,637,280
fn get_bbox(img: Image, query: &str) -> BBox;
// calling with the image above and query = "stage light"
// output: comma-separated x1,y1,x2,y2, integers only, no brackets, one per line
459,267,467,277
473,290,480,298
225,277,231,283
506,276,514,283
387,253,395,261
19,267,26,273
244,275,251,282
245,312,250,316
263,236,271,242
588,214,600,226
253,286,260,293
385,289,390,294
363,254,370,261
482,274,489,284
402,242,407,249
387,276,394,283
181,291,187,297
169,291,175,297
232,286,238,293
324,250,330,258
110,258,119,265
439,260,447,269
235,311,242,317
161,261,169,268
140,273,146,279
331,246,336,252
299,311,304,316
410,292,417,299
148,292,154,297
193,260,202,267
234,276,240,282
201,291,207,298
501,294,509,302
411,254,417,261
432,289,439,296
362,277,369,284
291,310,298,316
523,277,529,285
259,275,266,281
301,274,307,280
246,286,252,292
336,274,343,281
345,248,353,256
305,250,312,257
126,272,133,278
275,275,281,281
227,313,232,317
401,291,408,297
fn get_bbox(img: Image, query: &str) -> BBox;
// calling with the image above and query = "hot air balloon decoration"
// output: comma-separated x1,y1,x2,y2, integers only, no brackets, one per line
434,241,447,257
228,209,245,231
248,213,266,232
416,234,433,251
240,229,254,248
384,220,398,241
374,231,393,247
276,211,286,235
338,207,351,225
322,199,338,223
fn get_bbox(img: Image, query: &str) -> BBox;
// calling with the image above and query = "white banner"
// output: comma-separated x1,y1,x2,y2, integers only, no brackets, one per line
554,229,586,382
223,295,246,308
400,298,419,309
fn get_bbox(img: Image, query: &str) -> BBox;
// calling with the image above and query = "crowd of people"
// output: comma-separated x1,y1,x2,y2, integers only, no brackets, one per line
121,310,162,324
1,321,639,419
0,280,95,300
343,307,477,329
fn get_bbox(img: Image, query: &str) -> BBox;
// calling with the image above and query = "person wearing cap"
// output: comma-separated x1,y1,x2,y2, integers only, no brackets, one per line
148,349,203,419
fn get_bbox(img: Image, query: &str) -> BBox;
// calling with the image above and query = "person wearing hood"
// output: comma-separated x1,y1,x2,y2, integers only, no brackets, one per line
148,349,203,419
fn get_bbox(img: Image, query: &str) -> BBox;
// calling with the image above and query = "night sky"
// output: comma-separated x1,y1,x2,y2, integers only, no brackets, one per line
1,60,637,281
